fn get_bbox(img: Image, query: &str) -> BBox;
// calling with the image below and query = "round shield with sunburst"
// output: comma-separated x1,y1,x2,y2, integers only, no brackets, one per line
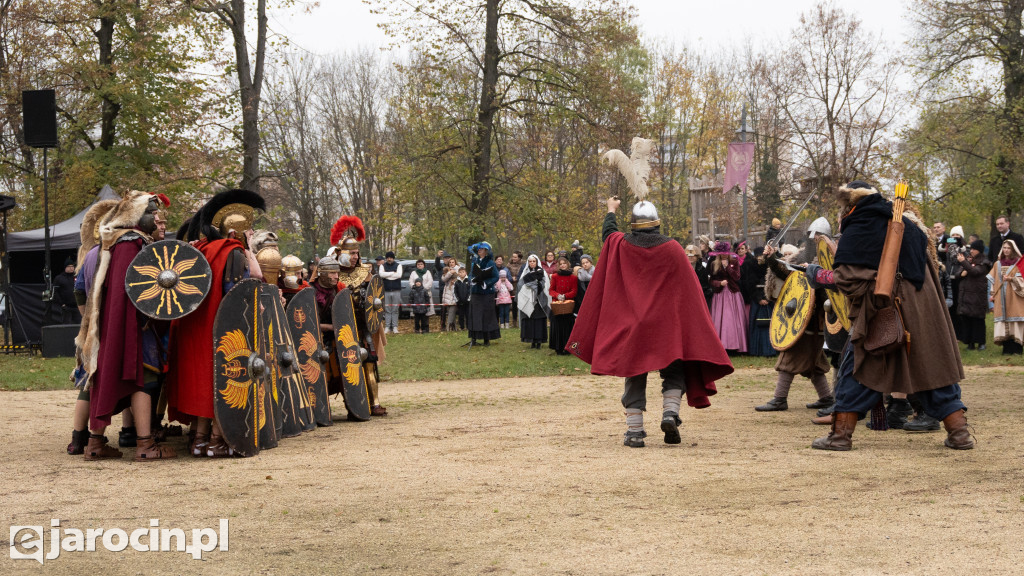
125,240,212,320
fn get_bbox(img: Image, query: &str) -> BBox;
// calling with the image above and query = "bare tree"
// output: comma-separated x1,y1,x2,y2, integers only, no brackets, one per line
261,54,335,257
319,50,398,252
763,2,902,198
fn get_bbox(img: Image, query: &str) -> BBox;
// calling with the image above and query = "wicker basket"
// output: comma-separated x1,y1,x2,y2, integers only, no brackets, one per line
550,300,575,315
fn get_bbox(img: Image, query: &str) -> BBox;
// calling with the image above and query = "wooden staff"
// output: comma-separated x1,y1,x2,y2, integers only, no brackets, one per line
874,181,909,300
991,257,1022,299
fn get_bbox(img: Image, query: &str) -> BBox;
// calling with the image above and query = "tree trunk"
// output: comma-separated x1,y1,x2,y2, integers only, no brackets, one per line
95,7,119,151
469,0,499,216
228,0,266,192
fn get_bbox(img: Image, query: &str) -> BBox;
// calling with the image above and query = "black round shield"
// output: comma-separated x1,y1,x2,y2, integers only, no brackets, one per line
332,288,371,421
364,274,384,335
213,279,279,457
286,287,333,427
126,240,212,320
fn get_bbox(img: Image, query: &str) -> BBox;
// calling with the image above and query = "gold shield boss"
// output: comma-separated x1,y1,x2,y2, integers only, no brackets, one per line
770,271,815,351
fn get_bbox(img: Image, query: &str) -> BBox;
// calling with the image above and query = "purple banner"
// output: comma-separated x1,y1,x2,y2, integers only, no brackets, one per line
723,141,755,194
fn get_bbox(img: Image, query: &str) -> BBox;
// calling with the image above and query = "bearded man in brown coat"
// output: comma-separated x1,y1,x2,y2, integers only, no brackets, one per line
803,180,974,451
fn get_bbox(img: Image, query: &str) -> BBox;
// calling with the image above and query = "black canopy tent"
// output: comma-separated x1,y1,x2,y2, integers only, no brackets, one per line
3,186,117,343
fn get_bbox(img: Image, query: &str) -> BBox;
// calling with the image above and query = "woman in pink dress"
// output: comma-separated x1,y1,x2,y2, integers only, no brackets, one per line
709,241,747,353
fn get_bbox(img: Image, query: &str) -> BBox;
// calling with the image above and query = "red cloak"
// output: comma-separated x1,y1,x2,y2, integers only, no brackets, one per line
166,238,244,421
89,237,145,429
566,232,734,408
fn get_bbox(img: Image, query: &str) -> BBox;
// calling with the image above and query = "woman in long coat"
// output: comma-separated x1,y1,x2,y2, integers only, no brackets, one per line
548,257,578,355
990,239,1024,355
957,239,992,350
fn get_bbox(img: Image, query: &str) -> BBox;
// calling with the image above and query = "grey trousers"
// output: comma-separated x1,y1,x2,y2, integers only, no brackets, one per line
384,291,401,330
621,361,688,411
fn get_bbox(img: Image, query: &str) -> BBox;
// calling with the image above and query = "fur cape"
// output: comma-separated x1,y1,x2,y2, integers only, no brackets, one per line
75,190,157,388
76,199,119,269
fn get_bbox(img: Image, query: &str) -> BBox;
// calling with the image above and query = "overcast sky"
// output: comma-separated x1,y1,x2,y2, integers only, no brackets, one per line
272,0,914,56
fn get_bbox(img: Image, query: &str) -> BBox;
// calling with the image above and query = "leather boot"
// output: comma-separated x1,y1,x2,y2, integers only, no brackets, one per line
84,434,123,461
903,412,941,432
755,397,788,412
806,395,834,409
942,409,974,450
885,397,913,430
811,412,858,451
67,429,89,455
134,435,178,461
816,402,835,418
661,412,681,445
811,414,832,425
118,426,138,447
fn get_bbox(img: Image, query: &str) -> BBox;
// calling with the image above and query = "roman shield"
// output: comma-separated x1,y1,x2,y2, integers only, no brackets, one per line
364,274,385,335
816,236,851,331
770,272,815,351
213,279,278,457
285,287,332,427
261,283,314,438
126,240,212,319
332,288,371,421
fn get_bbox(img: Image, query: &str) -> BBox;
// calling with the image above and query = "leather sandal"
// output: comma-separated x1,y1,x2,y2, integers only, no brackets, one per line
84,434,123,461
371,405,388,417
190,431,211,458
206,433,234,458
134,435,178,461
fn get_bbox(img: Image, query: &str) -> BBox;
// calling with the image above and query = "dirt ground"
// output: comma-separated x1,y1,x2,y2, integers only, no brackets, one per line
3,365,1023,575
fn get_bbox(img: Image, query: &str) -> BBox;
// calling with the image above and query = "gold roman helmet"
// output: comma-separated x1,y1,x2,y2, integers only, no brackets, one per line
195,189,266,248
281,254,304,289
251,230,283,284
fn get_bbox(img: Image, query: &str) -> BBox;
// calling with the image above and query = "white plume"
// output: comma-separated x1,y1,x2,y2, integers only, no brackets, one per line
601,137,657,201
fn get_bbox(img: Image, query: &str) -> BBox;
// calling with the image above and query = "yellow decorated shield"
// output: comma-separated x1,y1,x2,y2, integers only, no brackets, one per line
816,236,851,331
770,272,815,351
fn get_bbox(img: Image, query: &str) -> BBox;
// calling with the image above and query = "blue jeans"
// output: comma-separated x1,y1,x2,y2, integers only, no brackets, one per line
833,342,966,420
497,303,511,324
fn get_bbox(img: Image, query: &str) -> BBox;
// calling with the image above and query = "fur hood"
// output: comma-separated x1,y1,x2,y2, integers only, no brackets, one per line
836,181,879,210
99,190,157,249
76,199,119,269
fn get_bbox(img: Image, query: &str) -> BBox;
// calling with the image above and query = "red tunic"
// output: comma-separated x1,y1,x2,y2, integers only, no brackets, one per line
166,238,245,421
566,232,734,408
89,236,145,429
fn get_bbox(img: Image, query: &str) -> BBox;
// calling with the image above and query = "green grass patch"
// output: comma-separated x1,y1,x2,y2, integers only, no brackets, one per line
378,329,586,381
0,355,77,391
2,314,1021,391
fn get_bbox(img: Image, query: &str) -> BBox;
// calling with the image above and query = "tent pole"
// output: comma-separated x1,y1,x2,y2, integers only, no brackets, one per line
42,147,52,301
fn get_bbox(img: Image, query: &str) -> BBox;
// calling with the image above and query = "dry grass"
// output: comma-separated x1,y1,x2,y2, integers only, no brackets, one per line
3,365,1023,575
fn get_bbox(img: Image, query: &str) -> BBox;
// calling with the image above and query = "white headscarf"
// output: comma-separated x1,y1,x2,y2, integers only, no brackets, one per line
517,254,551,318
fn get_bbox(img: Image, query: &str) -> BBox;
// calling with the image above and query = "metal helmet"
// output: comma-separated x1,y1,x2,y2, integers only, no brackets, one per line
330,216,365,265
630,201,660,231
807,216,832,238
251,230,282,284
317,256,340,288
280,254,304,289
